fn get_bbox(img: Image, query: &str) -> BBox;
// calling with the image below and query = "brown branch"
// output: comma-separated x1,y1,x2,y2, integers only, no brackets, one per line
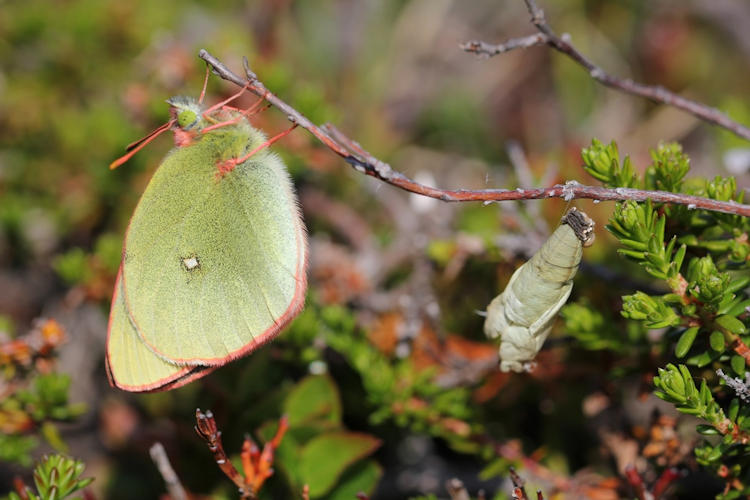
194,408,250,498
149,442,188,500
462,0,750,142
461,33,548,57
624,466,648,500
509,468,530,500
197,50,750,217
652,468,680,500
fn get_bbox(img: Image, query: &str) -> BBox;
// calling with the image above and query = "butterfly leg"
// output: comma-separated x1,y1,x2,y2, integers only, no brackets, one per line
201,92,271,134
200,83,251,123
215,123,298,177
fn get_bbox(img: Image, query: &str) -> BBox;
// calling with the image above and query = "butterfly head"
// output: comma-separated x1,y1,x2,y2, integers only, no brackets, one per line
166,96,205,131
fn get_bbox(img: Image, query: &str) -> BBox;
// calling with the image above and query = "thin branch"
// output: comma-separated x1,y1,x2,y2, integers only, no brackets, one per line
198,50,750,217
461,0,750,142
446,478,471,500
194,408,250,498
509,468,530,500
461,33,548,57
149,442,188,500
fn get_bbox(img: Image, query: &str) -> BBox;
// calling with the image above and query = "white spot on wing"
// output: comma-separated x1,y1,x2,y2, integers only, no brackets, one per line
182,256,199,270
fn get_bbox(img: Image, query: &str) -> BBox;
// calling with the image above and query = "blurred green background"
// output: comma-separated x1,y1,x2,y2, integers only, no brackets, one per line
1,0,749,498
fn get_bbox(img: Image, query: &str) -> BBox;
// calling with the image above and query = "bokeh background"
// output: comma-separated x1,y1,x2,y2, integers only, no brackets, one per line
1,0,749,498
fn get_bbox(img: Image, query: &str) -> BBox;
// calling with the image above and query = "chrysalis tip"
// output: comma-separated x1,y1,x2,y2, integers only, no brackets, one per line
561,208,595,246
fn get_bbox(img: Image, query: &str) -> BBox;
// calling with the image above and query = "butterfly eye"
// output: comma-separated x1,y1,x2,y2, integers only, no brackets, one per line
176,108,199,130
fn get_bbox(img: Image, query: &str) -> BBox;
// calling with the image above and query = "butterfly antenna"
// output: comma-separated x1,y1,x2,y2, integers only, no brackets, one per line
198,65,210,104
109,119,175,170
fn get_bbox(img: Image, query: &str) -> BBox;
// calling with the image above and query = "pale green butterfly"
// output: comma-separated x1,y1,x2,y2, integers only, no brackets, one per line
106,82,307,392
484,208,594,372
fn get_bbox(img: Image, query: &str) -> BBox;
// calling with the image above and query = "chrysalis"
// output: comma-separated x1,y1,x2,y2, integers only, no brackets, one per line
484,208,595,372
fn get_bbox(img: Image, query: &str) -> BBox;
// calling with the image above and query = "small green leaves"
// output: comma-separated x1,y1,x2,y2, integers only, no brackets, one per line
653,364,726,424
621,292,680,328
8,454,93,500
582,139,750,492
654,363,692,406
706,175,738,202
581,139,639,188
0,434,38,467
607,200,684,283
685,256,730,306
583,139,691,192
644,142,690,192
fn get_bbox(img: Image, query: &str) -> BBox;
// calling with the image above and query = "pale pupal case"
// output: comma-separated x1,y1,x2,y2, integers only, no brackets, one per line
483,208,595,372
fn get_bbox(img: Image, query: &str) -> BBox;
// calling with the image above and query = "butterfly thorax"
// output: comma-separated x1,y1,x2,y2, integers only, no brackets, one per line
165,97,270,176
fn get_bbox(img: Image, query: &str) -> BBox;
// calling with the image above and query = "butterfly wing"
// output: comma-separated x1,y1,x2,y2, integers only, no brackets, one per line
121,123,307,366
106,267,215,391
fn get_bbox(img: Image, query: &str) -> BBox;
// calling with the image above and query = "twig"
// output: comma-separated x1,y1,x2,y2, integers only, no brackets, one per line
194,408,250,498
652,468,680,500
446,478,471,500
149,442,188,500
509,467,530,500
198,50,750,217
13,477,29,500
461,0,750,142
462,34,549,57
624,466,650,500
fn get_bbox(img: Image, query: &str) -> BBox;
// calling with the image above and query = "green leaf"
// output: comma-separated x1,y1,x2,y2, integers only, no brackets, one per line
696,424,720,435
675,327,699,358
320,460,382,500
726,277,750,295
40,422,68,453
284,375,342,429
716,315,746,335
710,331,726,352
729,398,740,421
685,350,717,368
732,355,746,376
299,432,381,498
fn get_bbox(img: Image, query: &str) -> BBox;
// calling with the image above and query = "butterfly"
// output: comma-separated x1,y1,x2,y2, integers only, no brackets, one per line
106,81,307,392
